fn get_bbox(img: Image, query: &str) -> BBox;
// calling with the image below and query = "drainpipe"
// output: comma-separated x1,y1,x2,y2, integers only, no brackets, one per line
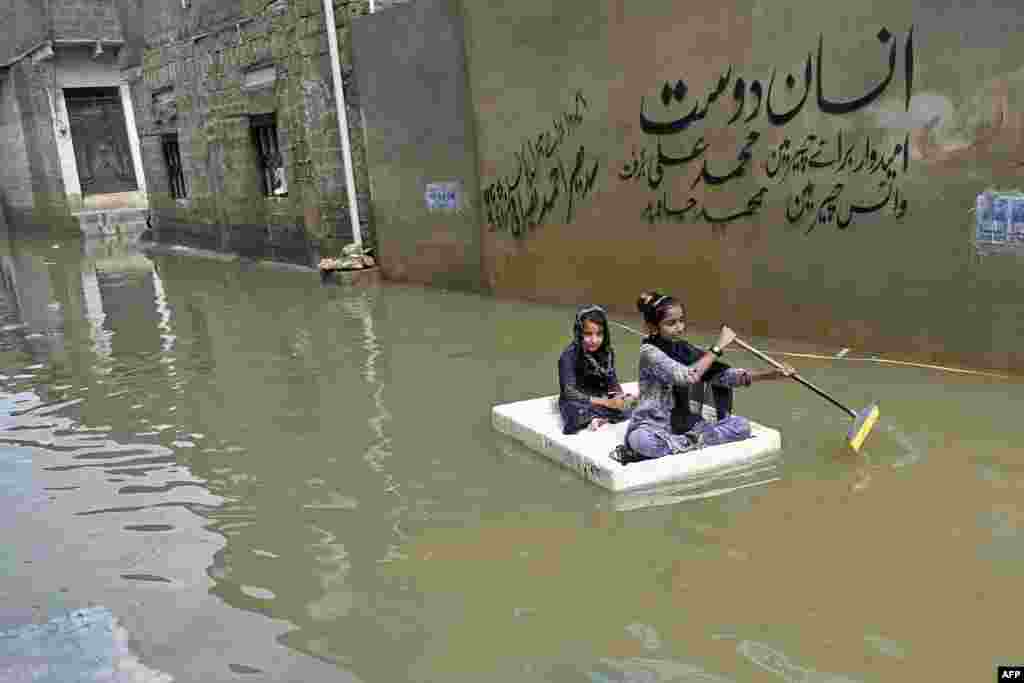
323,0,363,250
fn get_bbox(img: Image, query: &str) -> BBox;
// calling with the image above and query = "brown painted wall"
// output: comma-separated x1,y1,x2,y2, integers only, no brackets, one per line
452,0,1024,373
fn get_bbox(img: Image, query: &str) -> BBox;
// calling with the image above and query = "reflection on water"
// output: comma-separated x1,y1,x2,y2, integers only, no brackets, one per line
0,231,1020,682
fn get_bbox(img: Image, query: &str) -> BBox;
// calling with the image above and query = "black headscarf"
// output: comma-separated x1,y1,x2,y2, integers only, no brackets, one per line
572,305,615,392
643,334,735,433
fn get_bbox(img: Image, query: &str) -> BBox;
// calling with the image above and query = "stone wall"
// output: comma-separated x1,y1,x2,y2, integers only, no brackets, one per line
134,0,375,262
0,0,49,66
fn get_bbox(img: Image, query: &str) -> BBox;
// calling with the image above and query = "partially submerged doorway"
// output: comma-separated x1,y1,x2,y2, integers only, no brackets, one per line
64,87,138,197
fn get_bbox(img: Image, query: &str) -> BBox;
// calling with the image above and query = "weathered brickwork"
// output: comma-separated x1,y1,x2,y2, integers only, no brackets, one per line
134,0,376,259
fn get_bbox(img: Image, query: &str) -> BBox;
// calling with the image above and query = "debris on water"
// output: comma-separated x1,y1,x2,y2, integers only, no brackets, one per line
229,662,265,674
625,622,662,650
120,573,172,583
303,493,359,511
240,585,276,600
726,548,750,561
319,244,376,274
836,348,850,358
864,633,908,660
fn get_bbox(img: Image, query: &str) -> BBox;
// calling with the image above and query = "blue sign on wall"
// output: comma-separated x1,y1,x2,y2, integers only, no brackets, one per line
975,191,1024,255
425,182,460,210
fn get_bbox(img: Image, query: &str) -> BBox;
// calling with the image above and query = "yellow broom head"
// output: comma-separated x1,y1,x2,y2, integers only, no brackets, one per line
847,403,880,453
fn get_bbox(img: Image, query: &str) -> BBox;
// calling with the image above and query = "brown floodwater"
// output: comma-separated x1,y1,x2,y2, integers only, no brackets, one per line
0,232,1020,682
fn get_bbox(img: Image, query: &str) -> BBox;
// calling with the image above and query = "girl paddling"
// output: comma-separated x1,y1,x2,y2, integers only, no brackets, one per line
558,305,635,434
624,291,794,459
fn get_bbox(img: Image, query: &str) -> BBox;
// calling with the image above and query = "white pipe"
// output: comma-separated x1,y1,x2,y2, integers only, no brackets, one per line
369,0,375,13
323,0,363,250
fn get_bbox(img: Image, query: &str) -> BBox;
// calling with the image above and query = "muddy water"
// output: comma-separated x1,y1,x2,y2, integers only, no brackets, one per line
0,233,1020,682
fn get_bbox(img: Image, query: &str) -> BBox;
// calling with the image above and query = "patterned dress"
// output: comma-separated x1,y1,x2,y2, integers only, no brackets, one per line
557,305,629,435
625,341,753,459
557,342,627,434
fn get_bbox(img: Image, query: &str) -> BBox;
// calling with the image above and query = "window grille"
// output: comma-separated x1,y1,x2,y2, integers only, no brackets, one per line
161,134,187,199
250,113,287,197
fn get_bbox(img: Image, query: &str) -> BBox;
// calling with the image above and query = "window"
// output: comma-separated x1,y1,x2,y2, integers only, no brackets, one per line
250,113,287,197
161,134,187,199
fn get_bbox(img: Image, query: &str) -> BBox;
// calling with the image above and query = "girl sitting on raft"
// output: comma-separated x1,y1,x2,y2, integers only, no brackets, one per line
623,291,794,459
558,305,635,434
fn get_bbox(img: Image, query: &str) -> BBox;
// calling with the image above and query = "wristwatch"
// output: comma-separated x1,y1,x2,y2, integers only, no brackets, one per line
710,345,723,357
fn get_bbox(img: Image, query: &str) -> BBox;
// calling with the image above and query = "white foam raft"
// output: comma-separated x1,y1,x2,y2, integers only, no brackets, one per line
492,382,782,492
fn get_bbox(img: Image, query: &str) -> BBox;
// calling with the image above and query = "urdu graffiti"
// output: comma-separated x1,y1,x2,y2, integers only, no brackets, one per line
482,90,600,237
621,26,915,234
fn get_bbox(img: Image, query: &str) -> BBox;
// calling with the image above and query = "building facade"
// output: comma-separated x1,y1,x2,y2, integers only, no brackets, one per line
0,0,149,237
352,0,1024,374
131,0,380,262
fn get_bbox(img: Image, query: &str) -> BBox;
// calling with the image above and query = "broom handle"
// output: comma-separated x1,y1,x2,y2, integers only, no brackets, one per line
732,337,857,418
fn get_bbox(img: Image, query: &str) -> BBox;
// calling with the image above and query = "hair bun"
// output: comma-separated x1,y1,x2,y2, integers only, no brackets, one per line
636,290,657,314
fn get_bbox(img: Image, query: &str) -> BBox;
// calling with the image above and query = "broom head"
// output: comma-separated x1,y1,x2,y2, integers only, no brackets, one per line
847,402,880,453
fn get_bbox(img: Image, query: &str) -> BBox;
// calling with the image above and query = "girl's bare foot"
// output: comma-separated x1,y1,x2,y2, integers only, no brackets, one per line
589,417,609,431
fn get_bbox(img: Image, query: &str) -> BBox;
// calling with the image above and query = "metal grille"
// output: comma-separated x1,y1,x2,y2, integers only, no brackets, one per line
250,114,287,197
161,134,187,199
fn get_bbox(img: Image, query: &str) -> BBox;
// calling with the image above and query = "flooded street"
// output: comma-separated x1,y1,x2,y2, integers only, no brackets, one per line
0,232,1020,682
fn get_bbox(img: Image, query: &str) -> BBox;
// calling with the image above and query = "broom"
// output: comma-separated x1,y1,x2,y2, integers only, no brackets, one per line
732,336,879,452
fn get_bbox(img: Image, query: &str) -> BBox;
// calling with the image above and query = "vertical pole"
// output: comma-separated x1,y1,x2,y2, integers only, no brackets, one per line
323,0,363,250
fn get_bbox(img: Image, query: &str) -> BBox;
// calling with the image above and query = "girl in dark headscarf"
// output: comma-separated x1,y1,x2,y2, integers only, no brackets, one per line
557,305,635,434
622,291,794,459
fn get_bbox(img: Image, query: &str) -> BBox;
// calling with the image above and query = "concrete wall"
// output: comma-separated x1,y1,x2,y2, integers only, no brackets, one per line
0,70,35,215
0,57,75,232
433,0,1024,373
351,0,483,290
0,1,49,66
56,47,126,87
133,0,376,262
